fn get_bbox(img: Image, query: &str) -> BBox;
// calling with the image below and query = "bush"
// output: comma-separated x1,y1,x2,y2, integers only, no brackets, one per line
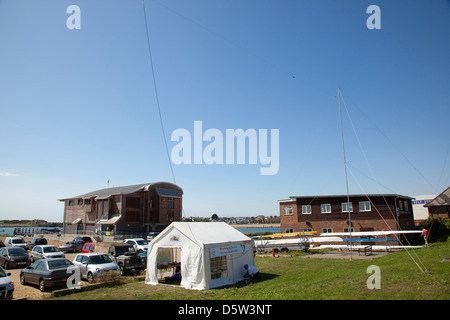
419,217,450,242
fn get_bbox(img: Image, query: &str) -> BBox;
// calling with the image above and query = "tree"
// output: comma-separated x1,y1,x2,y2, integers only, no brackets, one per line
211,213,219,221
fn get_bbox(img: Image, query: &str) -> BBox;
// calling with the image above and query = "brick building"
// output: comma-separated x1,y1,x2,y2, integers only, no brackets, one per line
279,194,415,236
425,186,450,219
59,182,183,236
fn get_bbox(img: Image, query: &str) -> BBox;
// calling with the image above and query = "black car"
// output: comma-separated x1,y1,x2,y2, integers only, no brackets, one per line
27,237,48,250
20,258,75,292
73,236,93,245
0,247,31,269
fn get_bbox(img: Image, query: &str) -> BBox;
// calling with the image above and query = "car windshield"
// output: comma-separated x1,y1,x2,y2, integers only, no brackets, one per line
115,246,135,255
136,240,148,245
9,247,27,256
43,246,60,253
89,254,112,264
47,259,73,270
12,238,25,244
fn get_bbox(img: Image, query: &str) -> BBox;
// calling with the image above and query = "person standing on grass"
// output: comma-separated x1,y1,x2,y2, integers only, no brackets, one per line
243,264,260,280
421,228,429,247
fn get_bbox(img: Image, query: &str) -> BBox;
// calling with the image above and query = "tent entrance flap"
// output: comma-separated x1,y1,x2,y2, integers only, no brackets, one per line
157,247,181,285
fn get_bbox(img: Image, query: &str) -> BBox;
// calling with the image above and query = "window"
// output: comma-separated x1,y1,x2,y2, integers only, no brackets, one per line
285,228,294,233
322,228,333,233
301,228,313,232
77,199,83,205
321,204,331,214
398,200,403,211
404,201,409,212
343,227,354,233
210,256,228,280
301,205,311,214
167,198,174,209
126,197,141,209
68,200,74,206
341,202,353,213
359,201,371,212
284,206,293,215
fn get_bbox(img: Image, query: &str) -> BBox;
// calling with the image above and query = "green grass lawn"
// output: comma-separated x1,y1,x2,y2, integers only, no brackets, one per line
52,240,449,300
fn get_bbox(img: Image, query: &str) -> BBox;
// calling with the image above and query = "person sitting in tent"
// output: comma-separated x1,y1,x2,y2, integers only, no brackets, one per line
243,264,260,280
165,266,181,283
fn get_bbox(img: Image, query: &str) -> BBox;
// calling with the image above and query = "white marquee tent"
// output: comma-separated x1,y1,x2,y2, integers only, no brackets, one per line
145,222,255,290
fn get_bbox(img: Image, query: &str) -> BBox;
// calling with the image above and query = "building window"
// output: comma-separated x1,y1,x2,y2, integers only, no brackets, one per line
285,228,294,233
343,227,355,233
341,202,353,213
126,197,140,209
359,201,371,212
77,199,83,205
284,206,293,215
68,200,74,206
84,199,91,205
321,204,331,214
404,201,409,212
301,228,313,232
210,256,228,280
167,198,174,209
301,205,311,214
322,228,333,233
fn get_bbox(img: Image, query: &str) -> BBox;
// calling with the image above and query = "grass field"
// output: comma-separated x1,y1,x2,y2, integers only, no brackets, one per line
52,240,449,300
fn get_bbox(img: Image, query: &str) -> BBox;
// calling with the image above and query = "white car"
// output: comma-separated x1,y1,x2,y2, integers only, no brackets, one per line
123,238,148,253
31,245,65,262
4,237,27,250
72,253,120,283
0,266,14,299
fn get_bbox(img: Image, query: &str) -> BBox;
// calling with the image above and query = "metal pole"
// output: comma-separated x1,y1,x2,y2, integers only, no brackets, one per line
338,87,352,260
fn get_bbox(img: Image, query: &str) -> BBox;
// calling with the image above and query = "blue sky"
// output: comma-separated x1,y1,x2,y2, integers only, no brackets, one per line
1,0,449,222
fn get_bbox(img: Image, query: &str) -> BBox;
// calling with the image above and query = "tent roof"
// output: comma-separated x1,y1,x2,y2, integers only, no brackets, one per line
167,222,251,245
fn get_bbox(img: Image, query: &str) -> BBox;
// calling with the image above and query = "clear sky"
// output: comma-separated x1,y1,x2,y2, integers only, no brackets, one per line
1,0,449,222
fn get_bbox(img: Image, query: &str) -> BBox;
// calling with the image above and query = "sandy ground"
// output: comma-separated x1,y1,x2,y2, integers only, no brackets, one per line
0,236,113,300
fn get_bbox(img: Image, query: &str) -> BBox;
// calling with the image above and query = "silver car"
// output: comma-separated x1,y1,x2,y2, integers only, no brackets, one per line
72,253,120,283
31,245,65,262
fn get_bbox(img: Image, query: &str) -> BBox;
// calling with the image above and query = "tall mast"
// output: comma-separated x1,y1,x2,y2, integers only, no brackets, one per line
338,87,352,259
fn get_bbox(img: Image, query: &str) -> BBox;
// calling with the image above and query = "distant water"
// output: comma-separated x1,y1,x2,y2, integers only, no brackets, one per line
0,226,61,236
234,227,280,234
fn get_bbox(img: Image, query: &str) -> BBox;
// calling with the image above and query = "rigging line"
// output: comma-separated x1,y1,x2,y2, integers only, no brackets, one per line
346,166,427,273
437,142,450,189
340,94,428,270
141,0,177,185
339,89,439,194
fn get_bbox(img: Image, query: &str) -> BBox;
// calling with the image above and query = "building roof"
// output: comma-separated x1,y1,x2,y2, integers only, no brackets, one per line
59,182,182,201
283,194,414,201
424,186,450,207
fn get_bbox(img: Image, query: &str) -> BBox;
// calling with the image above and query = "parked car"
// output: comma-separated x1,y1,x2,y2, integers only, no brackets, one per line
4,237,28,250
81,242,95,253
147,232,160,242
20,258,75,292
72,253,120,283
27,237,48,250
0,266,14,299
30,245,65,262
59,241,83,253
123,238,148,253
73,236,93,245
108,243,146,275
0,247,31,269
138,249,148,265
0,240,5,248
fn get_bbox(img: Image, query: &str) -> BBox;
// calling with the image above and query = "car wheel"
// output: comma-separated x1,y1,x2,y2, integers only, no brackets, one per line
87,272,94,283
39,279,46,292
20,273,26,285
